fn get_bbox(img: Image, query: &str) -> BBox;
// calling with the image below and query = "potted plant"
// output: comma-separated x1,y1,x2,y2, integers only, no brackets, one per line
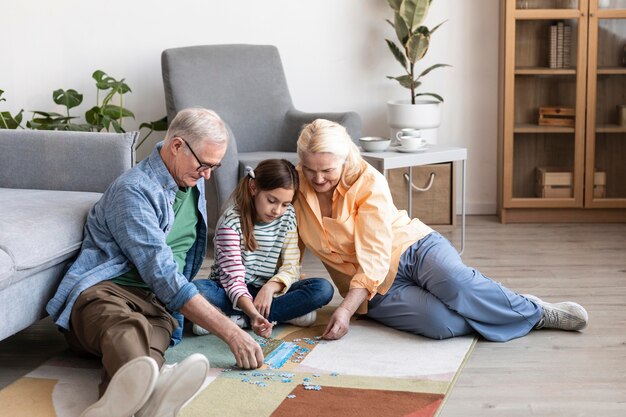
385,0,449,142
1,71,167,153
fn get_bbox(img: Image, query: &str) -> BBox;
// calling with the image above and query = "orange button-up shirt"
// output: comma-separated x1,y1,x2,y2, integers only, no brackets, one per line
295,161,433,313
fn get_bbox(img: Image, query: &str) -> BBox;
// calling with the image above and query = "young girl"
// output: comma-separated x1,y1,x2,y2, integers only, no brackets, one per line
193,159,334,338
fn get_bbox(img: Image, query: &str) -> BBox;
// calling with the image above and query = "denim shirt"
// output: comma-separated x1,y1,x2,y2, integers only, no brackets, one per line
46,142,206,331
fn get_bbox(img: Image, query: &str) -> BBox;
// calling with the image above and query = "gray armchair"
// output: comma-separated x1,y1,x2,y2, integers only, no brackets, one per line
161,44,361,239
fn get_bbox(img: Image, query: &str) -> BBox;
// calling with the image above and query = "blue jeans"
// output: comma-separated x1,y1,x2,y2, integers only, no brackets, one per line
192,278,334,323
367,232,542,342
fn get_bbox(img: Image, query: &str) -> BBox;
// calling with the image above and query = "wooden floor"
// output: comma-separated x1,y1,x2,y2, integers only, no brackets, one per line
1,216,625,416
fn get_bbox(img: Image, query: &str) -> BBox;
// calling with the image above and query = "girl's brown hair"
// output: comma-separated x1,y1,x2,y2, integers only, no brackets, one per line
234,159,299,251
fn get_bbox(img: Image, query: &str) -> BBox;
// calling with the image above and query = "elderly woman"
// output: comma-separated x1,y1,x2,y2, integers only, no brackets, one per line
294,119,588,341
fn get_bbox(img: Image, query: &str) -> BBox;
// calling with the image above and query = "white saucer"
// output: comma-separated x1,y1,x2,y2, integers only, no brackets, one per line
391,145,428,153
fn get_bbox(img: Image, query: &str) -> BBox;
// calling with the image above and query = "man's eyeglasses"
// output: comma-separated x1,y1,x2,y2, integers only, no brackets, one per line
179,138,221,173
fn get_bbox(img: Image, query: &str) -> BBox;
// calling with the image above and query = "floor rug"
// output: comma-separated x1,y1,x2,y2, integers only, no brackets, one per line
0,306,475,417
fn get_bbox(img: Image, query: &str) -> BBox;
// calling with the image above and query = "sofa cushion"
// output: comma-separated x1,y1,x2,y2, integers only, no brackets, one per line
0,188,102,290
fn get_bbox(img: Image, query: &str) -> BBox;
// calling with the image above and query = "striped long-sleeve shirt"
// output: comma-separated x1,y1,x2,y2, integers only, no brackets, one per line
209,204,301,308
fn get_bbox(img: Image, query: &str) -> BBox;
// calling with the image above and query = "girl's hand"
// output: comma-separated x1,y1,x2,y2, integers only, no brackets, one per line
251,314,273,338
322,306,352,340
254,281,284,318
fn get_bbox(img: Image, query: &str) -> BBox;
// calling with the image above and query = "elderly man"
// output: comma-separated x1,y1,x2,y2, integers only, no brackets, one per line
47,108,263,417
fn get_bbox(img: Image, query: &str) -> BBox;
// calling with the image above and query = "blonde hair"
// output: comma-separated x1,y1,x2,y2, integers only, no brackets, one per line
234,159,299,252
296,119,363,187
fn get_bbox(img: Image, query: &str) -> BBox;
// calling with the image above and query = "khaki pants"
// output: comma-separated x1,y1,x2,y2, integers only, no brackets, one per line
64,281,178,396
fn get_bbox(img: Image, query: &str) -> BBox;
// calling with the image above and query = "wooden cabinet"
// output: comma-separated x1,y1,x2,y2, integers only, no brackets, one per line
498,0,626,222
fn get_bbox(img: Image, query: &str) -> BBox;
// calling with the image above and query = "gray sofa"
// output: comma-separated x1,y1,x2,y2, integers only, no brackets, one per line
0,129,137,341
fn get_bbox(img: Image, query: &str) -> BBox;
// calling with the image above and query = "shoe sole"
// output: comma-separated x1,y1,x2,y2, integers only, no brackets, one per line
80,356,158,417
138,353,210,417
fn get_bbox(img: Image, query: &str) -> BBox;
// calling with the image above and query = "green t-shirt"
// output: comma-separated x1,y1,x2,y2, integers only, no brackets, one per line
111,187,198,288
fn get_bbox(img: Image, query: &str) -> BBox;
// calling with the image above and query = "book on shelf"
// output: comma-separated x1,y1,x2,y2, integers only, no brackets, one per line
557,21,564,69
548,21,571,69
563,24,571,68
549,24,558,68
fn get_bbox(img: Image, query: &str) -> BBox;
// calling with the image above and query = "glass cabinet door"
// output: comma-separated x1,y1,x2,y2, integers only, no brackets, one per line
586,2,626,206
505,4,587,207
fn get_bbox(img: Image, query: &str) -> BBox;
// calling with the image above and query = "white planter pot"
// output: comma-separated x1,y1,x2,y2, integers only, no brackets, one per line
386,99,442,144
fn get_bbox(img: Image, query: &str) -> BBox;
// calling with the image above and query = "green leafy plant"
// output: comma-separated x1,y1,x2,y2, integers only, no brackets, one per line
385,0,450,104
27,89,88,131
0,89,24,129
1,70,167,148
85,70,134,133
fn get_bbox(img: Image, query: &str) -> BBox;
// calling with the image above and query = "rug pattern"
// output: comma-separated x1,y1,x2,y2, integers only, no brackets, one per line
0,307,475,417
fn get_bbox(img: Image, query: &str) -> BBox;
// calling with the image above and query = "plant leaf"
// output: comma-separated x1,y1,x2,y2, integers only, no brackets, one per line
429,20,447,35
139,115,168,131
101,104,134,119
394,12,409,45
416,63,451,79
387,74,416,89
30,110,65,118
110,119,125,133
400,0,430,33
415,92,444,102
386,40,407,70
0,110,23,129
85,106,102,125
407,32,429,63
387,0,402,12
65,123,92,132
53,89,83,110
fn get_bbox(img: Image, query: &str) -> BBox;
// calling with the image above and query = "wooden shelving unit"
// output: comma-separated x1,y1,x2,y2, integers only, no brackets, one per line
498,0,626,223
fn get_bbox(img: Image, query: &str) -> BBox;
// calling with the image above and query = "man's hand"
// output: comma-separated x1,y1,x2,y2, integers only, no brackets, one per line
181,294,264,369
225,328,265,369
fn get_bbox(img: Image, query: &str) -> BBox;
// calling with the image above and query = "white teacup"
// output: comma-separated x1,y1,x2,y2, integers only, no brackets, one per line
398,136,427,151
395,128,421,141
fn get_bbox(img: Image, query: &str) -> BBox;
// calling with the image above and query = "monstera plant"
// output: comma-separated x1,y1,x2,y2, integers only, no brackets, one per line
385,0,449,104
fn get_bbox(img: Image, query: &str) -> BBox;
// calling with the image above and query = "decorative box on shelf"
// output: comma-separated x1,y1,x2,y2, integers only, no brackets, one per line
538,106,575,127
593,171,607,198
535,167,573,198
535,167,606,198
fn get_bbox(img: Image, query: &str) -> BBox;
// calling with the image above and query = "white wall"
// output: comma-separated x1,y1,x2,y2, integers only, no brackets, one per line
1,0,499,214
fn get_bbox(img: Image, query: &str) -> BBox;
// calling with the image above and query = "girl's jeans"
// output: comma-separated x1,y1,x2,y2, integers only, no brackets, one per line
193,277,334,323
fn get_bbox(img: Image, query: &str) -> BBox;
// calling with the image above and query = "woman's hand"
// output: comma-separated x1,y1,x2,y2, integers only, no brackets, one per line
322,306,352,340
254,281,284,318
322,288,369,340
250,314,273,338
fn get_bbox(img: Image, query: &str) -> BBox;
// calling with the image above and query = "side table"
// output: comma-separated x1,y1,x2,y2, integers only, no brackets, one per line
361,145,468,254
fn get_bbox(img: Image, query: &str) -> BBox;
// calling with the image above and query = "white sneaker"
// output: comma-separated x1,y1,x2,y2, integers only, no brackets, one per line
80,356,158,417
136,353,210,417
230,315,248,328
285,310,317,327
192,323,211,336
524,294,588,331
194,315,246,335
